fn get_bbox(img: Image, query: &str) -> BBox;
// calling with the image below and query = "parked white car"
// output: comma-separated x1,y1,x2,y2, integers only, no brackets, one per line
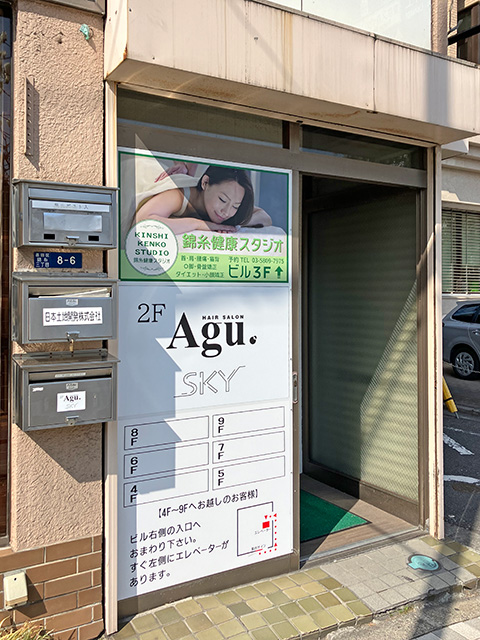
443,302,480,380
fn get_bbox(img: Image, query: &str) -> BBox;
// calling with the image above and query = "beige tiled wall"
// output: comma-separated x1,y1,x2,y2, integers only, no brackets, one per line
0,536,103,639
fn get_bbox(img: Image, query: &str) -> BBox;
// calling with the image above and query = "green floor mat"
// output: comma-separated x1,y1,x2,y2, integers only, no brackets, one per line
300,490,368,542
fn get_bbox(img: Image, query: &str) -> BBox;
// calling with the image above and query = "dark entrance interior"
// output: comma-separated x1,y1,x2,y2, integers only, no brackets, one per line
301,175,421,560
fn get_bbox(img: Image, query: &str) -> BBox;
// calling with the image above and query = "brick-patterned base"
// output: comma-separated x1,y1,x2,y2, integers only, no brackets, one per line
0,536,103,640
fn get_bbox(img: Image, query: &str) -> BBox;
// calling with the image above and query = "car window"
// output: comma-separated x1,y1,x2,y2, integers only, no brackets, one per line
452,304,480,323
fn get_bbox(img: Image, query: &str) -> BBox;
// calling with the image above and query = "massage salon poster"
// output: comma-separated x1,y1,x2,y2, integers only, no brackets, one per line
117,148,293,600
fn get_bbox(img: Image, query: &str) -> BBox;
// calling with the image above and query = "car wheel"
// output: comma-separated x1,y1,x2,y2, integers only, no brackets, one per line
452,347,480,380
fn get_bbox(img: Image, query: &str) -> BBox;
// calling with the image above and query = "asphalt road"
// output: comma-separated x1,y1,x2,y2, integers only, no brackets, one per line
443,364,480,534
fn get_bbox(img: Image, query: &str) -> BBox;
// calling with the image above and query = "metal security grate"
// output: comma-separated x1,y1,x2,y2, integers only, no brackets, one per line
307,188,418,503
443,209,480,294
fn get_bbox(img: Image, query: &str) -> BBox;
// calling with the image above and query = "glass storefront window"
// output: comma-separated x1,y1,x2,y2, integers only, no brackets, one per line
302,125,426,169
118,89,283,148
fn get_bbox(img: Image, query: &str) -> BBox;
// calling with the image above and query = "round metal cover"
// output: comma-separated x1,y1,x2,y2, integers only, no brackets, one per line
407,554,439,571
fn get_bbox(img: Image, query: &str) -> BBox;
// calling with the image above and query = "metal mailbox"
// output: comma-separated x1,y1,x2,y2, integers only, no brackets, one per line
12,180,117,248
12,350,118,430
12,273,117,344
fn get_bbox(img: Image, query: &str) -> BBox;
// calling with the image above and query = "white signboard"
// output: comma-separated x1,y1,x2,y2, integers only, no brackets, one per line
117,284,292,598
117,286,290,416
117,152,292,602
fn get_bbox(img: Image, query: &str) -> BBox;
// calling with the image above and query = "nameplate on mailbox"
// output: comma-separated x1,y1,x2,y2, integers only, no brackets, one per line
43,308,103,326
57,391,86,412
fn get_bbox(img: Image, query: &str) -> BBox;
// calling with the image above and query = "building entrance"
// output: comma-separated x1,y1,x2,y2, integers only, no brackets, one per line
301,176,421,560
109,89,439,623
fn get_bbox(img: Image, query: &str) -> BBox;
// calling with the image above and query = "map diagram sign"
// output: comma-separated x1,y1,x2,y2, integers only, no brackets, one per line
117,149,293,602
119,149,289,283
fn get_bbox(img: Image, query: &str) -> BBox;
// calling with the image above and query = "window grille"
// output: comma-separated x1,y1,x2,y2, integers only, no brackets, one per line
443,209,480,294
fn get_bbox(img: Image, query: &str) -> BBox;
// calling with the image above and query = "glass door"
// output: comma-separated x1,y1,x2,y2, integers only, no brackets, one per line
303,177,420,523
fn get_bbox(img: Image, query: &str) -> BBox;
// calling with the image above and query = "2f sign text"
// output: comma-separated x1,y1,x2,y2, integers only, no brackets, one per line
137,303,166,323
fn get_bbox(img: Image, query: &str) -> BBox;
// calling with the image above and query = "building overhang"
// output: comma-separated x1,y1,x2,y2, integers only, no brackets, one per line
105,0,480,145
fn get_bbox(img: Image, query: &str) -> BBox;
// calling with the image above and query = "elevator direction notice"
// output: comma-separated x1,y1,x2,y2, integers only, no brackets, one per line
118,403,289,597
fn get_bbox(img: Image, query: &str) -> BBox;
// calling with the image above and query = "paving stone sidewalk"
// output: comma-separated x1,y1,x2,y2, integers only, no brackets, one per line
108,536,480,640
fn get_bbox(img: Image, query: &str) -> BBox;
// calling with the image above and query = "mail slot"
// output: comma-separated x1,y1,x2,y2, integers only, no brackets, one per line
12,273,117,344
12,180,117,248
13,350,118,430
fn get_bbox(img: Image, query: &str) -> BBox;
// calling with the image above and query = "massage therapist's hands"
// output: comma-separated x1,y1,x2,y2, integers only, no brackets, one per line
156,162,198,182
